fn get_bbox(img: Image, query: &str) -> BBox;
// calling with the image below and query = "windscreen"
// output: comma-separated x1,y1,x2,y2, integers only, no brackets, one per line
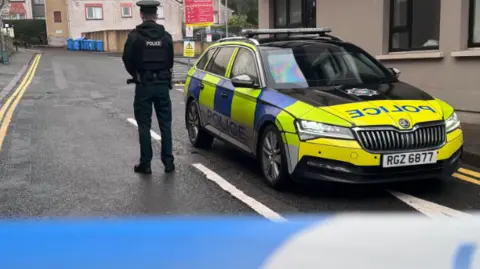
259,42,396,89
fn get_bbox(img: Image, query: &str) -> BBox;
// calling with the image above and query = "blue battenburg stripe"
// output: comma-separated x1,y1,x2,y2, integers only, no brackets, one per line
187,70,206,101
454,243,477,269
213,79,235,117
0,216,329,269
254,88,297,130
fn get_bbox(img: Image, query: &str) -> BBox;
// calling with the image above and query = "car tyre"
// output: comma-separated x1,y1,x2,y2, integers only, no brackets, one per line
259,125,291,190
186,100,214,148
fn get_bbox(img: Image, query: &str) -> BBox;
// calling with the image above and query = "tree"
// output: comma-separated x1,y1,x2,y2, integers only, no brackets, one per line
222,0,258,26
228,14,248,27
0,0,10,19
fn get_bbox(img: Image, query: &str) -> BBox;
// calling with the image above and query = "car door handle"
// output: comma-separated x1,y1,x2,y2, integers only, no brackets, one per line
199,84,204,90
220,92,228,98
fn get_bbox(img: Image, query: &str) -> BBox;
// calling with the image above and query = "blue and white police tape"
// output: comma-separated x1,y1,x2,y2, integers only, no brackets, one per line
0,214,478,269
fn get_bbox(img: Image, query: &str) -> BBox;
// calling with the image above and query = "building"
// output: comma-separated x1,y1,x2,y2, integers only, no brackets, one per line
258,0,480,123
44,0,231,47
5,0,45,19
44,0,185,47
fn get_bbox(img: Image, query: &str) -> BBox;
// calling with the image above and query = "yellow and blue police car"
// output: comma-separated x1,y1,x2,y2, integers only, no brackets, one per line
183,28,463,189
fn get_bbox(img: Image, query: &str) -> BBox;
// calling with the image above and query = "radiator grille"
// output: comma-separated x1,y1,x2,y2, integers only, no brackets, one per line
355,124,446,152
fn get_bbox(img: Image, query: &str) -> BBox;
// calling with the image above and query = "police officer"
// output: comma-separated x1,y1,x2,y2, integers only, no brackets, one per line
122,0,175,174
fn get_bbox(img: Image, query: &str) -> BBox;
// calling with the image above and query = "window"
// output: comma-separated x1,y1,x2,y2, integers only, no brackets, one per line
275,0,287,27
53,11,61,23
230,48,258,83
33,0,44,4
289,0,302,25
206,47,236,77
389,0,440,51
85,4,103,20
260,43,397,89
121,4,132,18
196,48,217,70
10,13,25,19
274,0,310,28
469,0,480,47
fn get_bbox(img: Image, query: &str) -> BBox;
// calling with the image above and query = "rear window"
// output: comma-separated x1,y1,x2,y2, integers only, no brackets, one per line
259,42,396,89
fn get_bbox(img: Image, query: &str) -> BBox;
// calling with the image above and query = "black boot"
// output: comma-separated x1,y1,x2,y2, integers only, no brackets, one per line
134,163,152,174
164,163,175,173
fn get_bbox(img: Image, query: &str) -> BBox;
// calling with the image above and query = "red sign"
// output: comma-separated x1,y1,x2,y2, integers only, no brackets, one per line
184,0,214,26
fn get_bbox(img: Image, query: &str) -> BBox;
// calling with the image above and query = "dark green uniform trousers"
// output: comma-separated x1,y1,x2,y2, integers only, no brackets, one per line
133,82,174,167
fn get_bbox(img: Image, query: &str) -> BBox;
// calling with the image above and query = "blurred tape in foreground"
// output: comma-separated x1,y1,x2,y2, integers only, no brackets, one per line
0,214,478,269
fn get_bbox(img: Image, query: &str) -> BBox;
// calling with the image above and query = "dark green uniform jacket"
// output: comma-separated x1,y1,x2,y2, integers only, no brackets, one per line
122,20,175,169
122,20,174,80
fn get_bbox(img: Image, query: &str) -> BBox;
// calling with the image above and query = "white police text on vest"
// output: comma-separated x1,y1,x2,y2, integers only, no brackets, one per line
146,41,162,46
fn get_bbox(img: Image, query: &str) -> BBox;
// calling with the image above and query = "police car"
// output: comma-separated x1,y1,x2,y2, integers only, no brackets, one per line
183,28,463,189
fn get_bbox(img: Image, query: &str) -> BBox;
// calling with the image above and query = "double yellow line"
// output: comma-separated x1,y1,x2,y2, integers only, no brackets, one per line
0,53,41,151
453,167,480,185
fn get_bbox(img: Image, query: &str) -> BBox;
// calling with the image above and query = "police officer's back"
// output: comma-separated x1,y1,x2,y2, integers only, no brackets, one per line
122,0,175,174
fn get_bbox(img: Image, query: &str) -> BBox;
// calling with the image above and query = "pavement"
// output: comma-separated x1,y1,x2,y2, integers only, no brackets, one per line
0,49,479,218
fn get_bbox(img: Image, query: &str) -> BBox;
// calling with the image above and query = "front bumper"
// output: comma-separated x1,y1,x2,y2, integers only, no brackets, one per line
290,129,463,184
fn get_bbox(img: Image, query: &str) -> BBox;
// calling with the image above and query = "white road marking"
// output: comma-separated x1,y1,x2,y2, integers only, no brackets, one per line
389,191,471,219
126,118,161,141
192,163,287,222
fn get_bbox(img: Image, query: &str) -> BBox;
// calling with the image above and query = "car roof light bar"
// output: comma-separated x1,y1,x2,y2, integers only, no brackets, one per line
217,37,260,45
242,28,332,37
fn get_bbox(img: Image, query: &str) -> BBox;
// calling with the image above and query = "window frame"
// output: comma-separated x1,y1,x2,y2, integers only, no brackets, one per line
388,0,440,52
195,47,218,70
469,0,480,47
121,3,133,18
204,46,237,78
33,0,44,5
228,46,260,84
53,11,62,23
85,4,103,20
273,0,315,28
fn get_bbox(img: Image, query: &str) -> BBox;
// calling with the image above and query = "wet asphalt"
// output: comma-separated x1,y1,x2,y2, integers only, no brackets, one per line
0,49,479,218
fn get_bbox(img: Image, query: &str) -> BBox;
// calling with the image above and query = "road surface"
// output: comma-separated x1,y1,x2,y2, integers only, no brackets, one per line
0,49,479,218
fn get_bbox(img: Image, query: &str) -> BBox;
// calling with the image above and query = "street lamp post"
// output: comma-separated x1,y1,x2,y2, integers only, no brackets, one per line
224,0,228,36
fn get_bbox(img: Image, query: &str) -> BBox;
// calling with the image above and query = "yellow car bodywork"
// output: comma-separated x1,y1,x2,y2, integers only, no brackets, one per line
184,41,463,183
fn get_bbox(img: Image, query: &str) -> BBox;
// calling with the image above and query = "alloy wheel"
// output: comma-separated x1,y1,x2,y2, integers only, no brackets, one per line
261,131,282,183
187,103,200,142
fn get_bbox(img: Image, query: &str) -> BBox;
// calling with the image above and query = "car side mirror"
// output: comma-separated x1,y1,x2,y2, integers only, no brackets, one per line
231,74,258,88
389,67,401,78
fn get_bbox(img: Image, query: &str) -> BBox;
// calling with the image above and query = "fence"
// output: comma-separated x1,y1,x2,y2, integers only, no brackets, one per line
183,25,244,42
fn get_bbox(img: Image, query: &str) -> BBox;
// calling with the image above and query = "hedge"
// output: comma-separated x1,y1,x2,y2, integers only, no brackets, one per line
3,19,47,45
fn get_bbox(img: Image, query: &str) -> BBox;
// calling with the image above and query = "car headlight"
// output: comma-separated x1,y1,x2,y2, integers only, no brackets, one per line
445,112,460,133
295,120,354,140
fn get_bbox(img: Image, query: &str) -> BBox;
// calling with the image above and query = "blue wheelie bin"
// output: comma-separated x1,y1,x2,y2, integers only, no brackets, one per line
73,39,80,51
88,40,95,51
67,39,73,50
96,40,104,52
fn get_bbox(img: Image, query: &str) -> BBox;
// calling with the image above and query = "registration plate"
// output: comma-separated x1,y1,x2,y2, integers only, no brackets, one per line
382,150,437,168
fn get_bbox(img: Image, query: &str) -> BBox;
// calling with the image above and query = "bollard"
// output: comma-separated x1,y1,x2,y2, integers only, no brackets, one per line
2,50,9,64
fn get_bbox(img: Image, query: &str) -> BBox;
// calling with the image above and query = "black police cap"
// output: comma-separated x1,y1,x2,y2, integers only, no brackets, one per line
137,0,160,13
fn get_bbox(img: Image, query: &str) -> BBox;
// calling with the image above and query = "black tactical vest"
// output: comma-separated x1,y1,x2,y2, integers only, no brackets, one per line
137,34,171,73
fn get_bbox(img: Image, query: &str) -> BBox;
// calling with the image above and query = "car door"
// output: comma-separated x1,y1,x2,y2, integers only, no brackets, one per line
225,46,262,153
199,45,238,138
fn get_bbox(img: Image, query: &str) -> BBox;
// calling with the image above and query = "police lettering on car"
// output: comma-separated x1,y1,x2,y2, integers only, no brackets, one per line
122,0,175,174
